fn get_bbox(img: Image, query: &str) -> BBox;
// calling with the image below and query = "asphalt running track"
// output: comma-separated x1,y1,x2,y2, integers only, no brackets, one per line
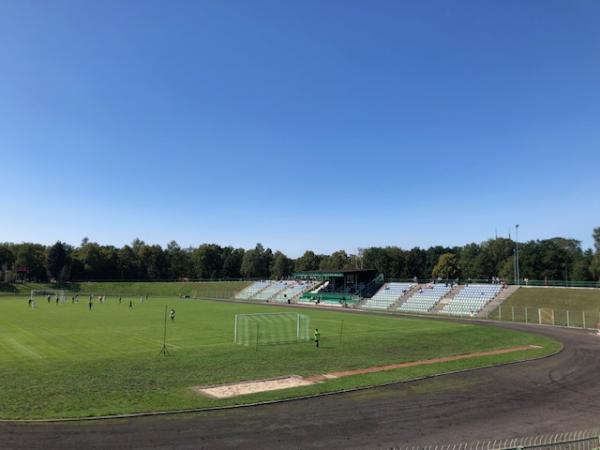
1,321,599,449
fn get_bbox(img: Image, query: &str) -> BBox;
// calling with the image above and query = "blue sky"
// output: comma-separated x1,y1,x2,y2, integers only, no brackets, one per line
1,0,599,257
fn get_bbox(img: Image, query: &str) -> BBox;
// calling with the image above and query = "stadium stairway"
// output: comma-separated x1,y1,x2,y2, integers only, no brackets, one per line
431,284,463,313
235,281,273,300
440,284,502,316
310,281,329,293
361,282,415,310
389,284,420,310
252,281,289,300
478,285,520,318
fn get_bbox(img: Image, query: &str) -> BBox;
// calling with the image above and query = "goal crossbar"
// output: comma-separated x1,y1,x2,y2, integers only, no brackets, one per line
234,312,310,346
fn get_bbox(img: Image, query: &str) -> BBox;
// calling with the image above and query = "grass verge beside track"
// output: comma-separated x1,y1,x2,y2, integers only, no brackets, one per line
0,296,560,420
499,287,600,312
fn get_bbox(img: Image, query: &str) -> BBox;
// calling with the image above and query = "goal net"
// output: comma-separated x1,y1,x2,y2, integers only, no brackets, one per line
31,289,67,302
234,312,310,346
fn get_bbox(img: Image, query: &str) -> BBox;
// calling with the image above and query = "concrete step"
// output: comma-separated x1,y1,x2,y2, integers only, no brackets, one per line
432,284,463,313
389,284,421,311
478,285,520,318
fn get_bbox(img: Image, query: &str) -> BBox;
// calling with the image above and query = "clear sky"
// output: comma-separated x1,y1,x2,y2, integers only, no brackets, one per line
1,0,599,257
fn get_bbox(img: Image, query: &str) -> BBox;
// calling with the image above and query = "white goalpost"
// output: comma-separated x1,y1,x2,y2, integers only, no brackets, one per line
234,312,310,346
30,289,67,302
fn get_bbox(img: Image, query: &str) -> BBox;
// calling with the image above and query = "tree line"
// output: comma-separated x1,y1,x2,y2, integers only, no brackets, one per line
0,228,599,283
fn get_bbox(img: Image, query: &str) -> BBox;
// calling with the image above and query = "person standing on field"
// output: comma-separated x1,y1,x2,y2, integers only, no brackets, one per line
129,300,133,309
89,299,93,311
314,328,320,348
169,308,176,321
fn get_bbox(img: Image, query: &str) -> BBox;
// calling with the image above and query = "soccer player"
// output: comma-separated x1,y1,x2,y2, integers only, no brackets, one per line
28,298,32,308
47,295,51,303
56,296,59,305
169,308,176,321
89,299,93,311
314,328,320,348
129,300,133,309
119,297,122,304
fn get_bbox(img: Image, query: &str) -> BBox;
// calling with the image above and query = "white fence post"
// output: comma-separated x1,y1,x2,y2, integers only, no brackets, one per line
538,308,541,325
583,311,586,329
567,310,570,327
552,309,555,326
525,307,528,324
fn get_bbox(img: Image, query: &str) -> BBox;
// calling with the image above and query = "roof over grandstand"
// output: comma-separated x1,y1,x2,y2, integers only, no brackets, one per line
294,269,377,279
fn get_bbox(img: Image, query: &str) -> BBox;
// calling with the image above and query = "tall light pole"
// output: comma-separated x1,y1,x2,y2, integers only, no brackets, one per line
515,224,520,285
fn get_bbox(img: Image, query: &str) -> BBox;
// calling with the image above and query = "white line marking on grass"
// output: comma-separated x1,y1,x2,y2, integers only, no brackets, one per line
2,336,44,360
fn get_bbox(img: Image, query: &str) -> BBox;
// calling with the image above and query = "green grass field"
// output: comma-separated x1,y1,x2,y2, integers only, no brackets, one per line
0,294,558,419
489,287,600,327
0,281,250,298
500,287,600,312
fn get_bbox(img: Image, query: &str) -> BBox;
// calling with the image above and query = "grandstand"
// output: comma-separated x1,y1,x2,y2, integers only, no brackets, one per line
441,284,502,316
398,284,451,313
252,281,290,300
235,276,507,318
361,282,415,310
270,281,318,303
235,280,272,299
295,269,380,307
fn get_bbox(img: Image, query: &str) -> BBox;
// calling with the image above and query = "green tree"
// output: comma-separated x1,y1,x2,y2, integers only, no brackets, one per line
140,245,168,280
222,247,244,278
295,251,321,271
115,245,138,279
432,253,460,280
240,244,271,279
46,241,70,282
362,247,391,277
14,243,47,281
166,241,192,280
271,251,293,279
591,227,600,280
192,244,223,279
319,250,351,270
0,245,16,282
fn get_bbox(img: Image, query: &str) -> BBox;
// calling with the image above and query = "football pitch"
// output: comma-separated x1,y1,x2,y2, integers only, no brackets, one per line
0,295,559,420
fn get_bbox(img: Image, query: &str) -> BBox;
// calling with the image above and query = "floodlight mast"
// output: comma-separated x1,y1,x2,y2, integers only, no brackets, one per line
515,224,520,286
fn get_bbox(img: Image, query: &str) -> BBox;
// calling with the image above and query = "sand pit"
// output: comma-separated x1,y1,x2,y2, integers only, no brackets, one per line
192,345,540,399
195,376,315,399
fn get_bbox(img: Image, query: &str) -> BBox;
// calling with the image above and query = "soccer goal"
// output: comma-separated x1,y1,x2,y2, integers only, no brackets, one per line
31,289,66,302
234,312,310,346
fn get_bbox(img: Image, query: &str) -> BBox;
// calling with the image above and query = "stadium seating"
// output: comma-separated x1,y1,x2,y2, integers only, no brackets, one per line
398,284,451,313
441,284,502,316
361,283,414,310
235,281,273,299
252,281,290,300
271,281,317,303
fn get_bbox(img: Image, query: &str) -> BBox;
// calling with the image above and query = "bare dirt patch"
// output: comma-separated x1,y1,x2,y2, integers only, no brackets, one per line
192,345,540,399
194,376,314,399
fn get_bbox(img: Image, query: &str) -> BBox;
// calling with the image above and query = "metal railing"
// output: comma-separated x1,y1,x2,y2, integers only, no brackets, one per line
403,428,600,450
488,305,600,330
